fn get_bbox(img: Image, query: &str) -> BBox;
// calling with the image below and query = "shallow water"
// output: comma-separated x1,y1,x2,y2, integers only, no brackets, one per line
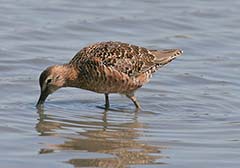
1,0,240,167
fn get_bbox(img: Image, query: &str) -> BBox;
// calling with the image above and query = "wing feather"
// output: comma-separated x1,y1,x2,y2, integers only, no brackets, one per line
69,41,182,77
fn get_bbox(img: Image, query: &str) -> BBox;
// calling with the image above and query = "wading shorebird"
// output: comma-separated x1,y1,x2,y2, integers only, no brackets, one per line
36,41,182,109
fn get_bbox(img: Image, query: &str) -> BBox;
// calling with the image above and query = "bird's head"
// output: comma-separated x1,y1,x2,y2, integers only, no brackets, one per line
36,65,66,108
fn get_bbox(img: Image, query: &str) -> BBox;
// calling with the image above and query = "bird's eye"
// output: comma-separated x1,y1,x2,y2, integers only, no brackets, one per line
46,78,52,84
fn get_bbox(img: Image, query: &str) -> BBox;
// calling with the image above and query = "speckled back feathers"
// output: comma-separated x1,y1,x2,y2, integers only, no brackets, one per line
70,41,181,75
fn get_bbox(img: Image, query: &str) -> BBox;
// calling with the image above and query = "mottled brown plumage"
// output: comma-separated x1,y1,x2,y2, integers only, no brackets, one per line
37,41,182,109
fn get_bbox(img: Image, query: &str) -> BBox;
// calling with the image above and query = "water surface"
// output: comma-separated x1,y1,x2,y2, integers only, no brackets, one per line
1,0,240,167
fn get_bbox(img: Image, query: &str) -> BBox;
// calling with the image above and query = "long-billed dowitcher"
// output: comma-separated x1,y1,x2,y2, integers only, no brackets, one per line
36,41,182,109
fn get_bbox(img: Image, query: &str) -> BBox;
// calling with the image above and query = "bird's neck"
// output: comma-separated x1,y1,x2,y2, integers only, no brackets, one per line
60,64,79,87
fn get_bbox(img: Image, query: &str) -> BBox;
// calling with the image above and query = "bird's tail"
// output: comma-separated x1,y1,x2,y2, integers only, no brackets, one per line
150,49,183,66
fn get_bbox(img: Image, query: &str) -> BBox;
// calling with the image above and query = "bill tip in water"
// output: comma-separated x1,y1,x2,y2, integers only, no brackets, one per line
36,102,44,109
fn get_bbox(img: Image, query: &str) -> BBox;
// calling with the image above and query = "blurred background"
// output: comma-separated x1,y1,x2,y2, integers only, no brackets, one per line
0,0,240,168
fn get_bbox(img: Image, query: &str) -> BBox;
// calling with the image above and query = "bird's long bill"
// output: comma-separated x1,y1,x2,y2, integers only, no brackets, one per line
36,91,49,108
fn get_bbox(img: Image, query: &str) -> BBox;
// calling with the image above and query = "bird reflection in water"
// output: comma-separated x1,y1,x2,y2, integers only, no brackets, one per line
36,108,167,167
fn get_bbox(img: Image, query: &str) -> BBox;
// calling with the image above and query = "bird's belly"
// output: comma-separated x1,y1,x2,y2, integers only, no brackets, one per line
75,64,146,94
77,78,140,94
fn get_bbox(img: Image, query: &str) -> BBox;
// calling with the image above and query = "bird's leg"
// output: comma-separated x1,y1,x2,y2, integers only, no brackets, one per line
126,92,141,110
105,93,110,109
